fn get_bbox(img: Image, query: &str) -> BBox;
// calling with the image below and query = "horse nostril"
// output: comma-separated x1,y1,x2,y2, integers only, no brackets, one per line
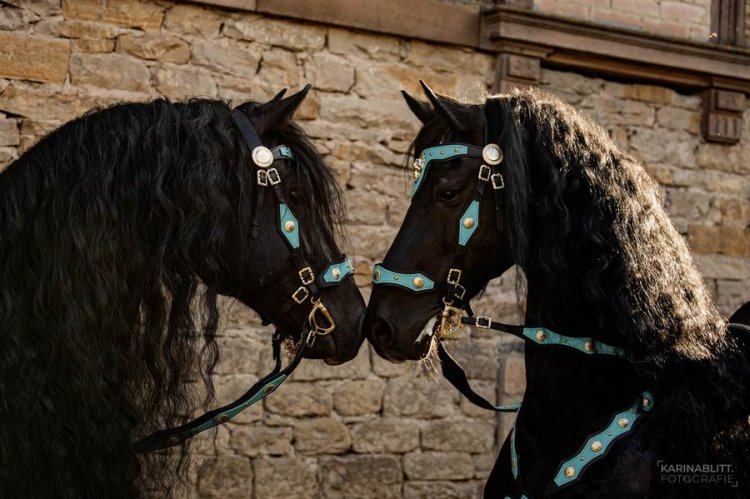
370,317,396,348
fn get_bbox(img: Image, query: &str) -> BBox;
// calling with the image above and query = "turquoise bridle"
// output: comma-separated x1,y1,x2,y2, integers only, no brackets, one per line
134,106,354,452
372,129,656,496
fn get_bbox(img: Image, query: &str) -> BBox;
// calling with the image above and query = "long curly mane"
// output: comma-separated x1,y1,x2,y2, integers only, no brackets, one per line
0,98,342,498
485,89,750,478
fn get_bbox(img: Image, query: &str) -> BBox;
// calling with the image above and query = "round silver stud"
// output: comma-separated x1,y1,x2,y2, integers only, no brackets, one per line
584,341,593,352
263,384,276,395
332,267,341,279
216,414,230,423
252,146,274,167
463,218,475,229
284,221,296,232
373,269,381,280
413,277,424,289
482,144,504,165
564,466,575,478
536,330,547,341
591,441,602,452
617,417,629,428
642,397,651,409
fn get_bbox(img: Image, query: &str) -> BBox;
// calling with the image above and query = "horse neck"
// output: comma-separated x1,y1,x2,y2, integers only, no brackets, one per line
513,274,646,481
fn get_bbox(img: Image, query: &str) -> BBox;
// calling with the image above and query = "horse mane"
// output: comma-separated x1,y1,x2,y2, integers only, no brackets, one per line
0,97,341,497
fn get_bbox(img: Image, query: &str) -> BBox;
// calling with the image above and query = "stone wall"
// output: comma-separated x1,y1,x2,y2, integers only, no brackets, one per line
0,1,748,498
534,0,713,41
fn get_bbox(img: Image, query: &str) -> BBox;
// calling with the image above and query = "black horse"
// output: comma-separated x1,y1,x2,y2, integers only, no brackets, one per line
366,83,750,498
0,86,366,498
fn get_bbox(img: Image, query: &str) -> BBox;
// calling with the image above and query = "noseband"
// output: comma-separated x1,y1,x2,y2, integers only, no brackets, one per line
371,119,656,496
134,106,354,452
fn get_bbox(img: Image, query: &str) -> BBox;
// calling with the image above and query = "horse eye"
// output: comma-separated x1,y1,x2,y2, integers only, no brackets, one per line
436,189,459,202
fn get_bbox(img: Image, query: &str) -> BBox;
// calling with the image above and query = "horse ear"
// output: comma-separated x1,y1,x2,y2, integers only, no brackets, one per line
253,84,312,134
418,80,465,131
268,88,288,103
401,90,434,124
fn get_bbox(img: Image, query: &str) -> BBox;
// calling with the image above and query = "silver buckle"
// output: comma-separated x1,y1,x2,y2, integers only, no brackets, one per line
298,267,315,285
478,165,492,182
475,316,492,329
292,286,309,304
452,284,466,300
267,168,281,185
257,170,268,186
447,268,462,285
491,173,505,190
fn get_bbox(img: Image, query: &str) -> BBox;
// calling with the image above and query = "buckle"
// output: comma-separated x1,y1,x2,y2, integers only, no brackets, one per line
452,283,466,300
298,267,315,285
491,173,505,190
292,286,309,304
447,268,462,284
478,165,492,182
257,170,268,186
267,168,281,185
475,316,492,329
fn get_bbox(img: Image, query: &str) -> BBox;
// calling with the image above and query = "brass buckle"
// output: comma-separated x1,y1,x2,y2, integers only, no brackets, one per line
437,301,465,339
309,297,336,336
292,286,309,304
491,173,505,190
257,170,268,186
447,268,462,285
475,315,492,329
267,168,281,185
299,267,315,285
478,165,492,182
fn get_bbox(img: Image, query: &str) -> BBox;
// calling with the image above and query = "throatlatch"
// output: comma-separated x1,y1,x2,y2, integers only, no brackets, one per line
134,105,354,453
371,113,656,496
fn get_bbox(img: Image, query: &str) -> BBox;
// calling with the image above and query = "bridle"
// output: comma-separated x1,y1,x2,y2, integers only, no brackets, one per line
134,106,354,452
370,116,656,496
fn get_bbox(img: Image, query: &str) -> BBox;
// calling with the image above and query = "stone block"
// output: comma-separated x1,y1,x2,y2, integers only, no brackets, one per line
328,27,401,61
292,344,370,380
70,53,150,92
383,376,460,418
117,33,189,64
73,39,115,53
333,379,384,416
441,339,500,380
0,119,20,147
0,32,70,84
501,354,526,395
320,456,402,499
35,19,126,39
192,39,262,79
422,418,495,453
102,0,164,31
164,3,224,37
196,454,253,499
305,52,354,93
155,63,217,98
0,84,99,122
0,4,38,30
231,424,292,457
293,417,351,454
224,16,325,52
264,382,332,417
403,452,474,480
351,417,420,453
459,379,499,419
254,457,317,499
694,255,750,281
688,224,720,254
257,48,300,88
213,335,262,375
404,480,482,499
62,0,99,21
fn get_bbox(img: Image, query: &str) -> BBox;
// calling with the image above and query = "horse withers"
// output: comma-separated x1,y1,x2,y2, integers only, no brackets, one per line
366,81,750,498
0,86,366,498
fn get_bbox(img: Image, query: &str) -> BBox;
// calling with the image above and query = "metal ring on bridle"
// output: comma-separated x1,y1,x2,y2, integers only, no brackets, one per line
308,297,336,336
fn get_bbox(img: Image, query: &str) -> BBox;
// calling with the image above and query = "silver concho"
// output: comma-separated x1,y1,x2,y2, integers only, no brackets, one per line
482,144,503,165
252,146,274,168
